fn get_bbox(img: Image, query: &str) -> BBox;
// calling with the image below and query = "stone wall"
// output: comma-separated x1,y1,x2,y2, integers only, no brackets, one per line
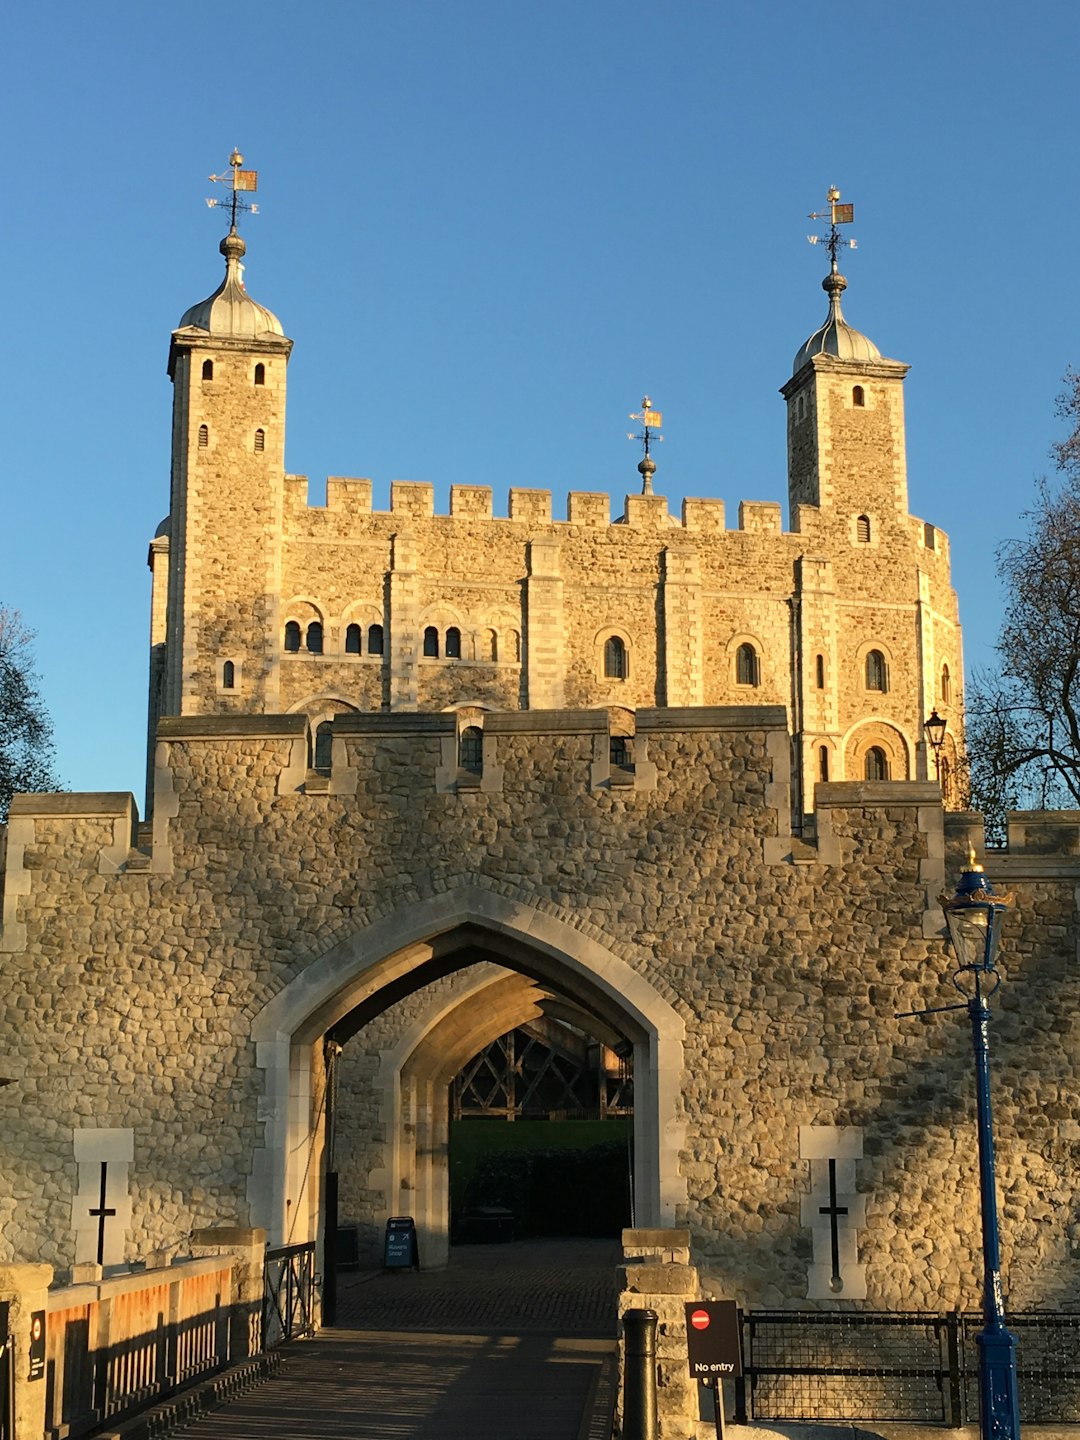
1,711,1077,1316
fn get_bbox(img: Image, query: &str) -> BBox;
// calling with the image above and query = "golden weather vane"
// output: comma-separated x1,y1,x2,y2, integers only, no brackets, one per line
807,185,857,268
627,397,663,495
206,148,260,231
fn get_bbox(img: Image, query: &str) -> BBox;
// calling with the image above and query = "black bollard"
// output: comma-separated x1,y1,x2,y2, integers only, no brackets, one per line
622,1308,658,1440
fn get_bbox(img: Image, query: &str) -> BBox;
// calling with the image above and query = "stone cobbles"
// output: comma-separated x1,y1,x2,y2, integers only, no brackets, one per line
336,1238,620,1336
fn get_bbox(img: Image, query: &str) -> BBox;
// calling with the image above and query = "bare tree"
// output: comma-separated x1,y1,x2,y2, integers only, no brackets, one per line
0,607,62,821
967,372,1080,837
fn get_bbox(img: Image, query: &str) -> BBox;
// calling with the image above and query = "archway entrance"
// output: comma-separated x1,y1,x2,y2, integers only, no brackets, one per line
448,1012,633,1246
249,887,686,1266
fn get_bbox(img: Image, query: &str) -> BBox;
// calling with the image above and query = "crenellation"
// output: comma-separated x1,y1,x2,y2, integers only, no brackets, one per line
566,491,609,526
325,476,373,513
449,484,493,519
508,487,552,524
389,480,435,518
681,496,725,532
738,499,783,533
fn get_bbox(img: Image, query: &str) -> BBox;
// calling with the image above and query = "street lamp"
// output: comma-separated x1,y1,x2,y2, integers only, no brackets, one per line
923,709,947,780
901,858,1020,1440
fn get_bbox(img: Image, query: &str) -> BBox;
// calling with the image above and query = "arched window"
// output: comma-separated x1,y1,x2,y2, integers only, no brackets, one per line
485,629,498,662
201,359,214,381
865,649,887,692
222,660,235,690
254,428,265,453
459,726,483,774
852,385,865,407
509,630,521,662
368,623,385,656
815,654,825,689
445,627,462,659
940,664,951,704
284,621,301,652
254,363,265,386
604,635,627,680
345,623,362,655
423,626,439,658
306,621,323,655
736,642,759,687
865,746,889,781
819,745,829,782
856,514,871,543
610,736,633,771
198,423,209,449
314,721,333,774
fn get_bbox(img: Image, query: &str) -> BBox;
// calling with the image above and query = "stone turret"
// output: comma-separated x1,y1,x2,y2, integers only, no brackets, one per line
152,226,294,743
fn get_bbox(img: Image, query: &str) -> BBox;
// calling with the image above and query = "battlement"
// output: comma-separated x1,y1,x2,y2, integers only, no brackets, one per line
7,712,1078,924
280,477,819,537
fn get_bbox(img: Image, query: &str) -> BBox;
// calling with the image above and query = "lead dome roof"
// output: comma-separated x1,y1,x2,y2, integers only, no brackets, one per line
792,268,882,374
176,231,285,339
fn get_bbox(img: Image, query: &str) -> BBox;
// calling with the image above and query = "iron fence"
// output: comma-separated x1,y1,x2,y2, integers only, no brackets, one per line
734,1310,1080,1426
263,1242,317,1348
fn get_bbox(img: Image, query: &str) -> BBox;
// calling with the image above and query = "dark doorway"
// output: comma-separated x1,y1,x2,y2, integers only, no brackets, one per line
449,1020,633,1242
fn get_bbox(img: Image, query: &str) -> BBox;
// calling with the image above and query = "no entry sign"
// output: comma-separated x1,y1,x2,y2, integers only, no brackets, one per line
684,1300,742,1378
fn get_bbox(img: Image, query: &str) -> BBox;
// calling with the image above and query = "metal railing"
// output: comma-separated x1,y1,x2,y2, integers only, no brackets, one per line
263,1242,317,1348
734,1309,1080,1425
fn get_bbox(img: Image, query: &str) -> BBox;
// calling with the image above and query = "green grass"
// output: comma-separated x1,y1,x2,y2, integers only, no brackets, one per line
449,1117,631,1221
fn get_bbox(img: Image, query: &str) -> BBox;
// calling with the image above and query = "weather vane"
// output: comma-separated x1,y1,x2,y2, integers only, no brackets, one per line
627,397,663,495
807,186,857,268
206,149,259,231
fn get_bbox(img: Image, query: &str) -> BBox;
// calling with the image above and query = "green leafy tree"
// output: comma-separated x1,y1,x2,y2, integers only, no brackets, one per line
0,607,62,821
967,371,1080,837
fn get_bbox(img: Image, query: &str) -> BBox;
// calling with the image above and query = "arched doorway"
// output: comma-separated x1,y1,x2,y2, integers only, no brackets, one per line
249,887,687,1264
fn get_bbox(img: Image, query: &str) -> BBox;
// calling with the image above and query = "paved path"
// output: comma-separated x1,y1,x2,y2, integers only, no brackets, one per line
172,1239,620,1440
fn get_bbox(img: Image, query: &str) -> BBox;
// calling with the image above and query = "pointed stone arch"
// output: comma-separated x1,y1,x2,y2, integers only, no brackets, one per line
249,886,687,1255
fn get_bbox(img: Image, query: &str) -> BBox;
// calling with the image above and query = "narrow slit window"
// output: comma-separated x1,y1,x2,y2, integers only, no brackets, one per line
610,736,633,771
815,654,825,689
459,726,483,774
604,636,627,679
284,621,301,652
865,746,889,781
222,660,235,689
314,721,333,774
345,623,362,655
254,428,265,453
198,423,209,449
940,664,951,704
368,623,385,656
819,745,829,782
306,621,323,655
445,627,462,659
736,643,759,687
423,626,439,658
865,649,887,693
201,359,214,381
254,363,266,386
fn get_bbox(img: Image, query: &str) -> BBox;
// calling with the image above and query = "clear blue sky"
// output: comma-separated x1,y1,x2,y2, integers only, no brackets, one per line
2,0,1078,801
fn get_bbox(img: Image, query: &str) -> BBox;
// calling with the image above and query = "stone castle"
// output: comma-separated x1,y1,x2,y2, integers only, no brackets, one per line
2,182,1079,1424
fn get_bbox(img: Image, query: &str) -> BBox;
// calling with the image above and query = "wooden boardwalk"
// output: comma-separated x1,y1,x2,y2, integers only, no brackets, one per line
169,1240,619,1440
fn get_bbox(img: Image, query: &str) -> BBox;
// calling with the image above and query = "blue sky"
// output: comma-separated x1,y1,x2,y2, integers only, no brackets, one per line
2,0,1078,801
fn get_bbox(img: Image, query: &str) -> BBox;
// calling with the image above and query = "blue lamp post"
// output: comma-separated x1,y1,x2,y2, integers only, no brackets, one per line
938,859,1021,1440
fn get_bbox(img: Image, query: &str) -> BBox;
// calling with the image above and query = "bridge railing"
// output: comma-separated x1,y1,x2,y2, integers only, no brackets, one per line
44,1256,236,1439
